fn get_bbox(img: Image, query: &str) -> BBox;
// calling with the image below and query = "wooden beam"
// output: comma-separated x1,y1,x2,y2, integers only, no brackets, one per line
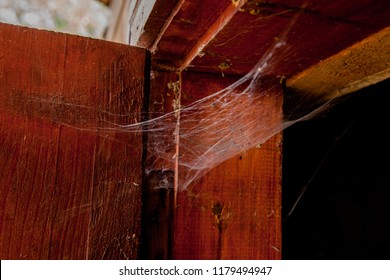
148,0,246,71
105,0,157,45
148,0,186,53
178,0,247,71
148,0,390,77
287,26,390,101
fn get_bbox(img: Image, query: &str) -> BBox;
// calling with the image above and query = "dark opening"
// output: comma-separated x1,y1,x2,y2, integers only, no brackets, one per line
283,79,390,259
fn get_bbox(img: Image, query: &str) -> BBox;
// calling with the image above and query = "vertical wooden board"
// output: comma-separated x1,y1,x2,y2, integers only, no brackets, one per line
87,131,143,260
0,23,146,259
0,114,60,259
49,126,101,259
172,72,282,259
137,0,178,48
140,71,178,259
146,71,180,170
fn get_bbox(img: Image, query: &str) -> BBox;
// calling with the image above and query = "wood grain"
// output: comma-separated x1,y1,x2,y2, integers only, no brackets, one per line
151,0,233,69
0,23,147,259
172,72,283,259
287,26,390,101
144,70,282,259
148,0,390,78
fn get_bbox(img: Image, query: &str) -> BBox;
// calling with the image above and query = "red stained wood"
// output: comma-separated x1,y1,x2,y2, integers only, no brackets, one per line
138,0,181,49
144,70,282,259
172,72,282,259
150,0,390,77
178,1,245,71
173,138,282,259
0,23,146,259
147,71,180,169
151,0,233,67
193,0,390,76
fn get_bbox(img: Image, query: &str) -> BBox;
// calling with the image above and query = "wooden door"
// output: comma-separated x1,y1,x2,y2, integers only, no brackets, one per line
0,23,148,259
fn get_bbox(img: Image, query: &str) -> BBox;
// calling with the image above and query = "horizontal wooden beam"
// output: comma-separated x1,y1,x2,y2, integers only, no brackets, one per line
287,26,390,100
178,0,247,71
148,0,186,52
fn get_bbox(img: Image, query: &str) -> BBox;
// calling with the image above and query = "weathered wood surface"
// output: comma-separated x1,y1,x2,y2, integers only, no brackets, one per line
287,26,390,101
137,0,180,50
0,23,147,259
105,0,132,43
149,0,235,66
141,70,282,259
188,0,390,76
172,72,282,259
143,0,390,79
102,0,389,260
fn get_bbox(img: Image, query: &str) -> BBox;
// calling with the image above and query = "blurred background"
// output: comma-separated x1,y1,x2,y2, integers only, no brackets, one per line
0,0,111,39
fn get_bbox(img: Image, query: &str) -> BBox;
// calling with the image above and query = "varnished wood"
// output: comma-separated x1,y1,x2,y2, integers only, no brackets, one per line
0,23,147,259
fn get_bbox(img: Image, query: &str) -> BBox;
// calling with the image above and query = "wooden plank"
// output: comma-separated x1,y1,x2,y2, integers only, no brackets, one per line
105,0,131,43
0,115,63,259
144,70,282,259
106,0,157,45
173,138,282,259
151,0,235,69
148,0,390,78
178,0,247,71
172,72,282,259
137,0,182,49
128,0,158,46
188,0,390,76
0,23,146,259
286,26,390,101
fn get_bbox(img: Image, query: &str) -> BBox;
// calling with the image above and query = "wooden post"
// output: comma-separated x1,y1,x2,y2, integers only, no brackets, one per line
0,23,147,259
140,70,178,259
169,72,282,259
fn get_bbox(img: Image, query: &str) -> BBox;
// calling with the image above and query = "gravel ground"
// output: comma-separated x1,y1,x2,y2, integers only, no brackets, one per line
0,0,111,39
